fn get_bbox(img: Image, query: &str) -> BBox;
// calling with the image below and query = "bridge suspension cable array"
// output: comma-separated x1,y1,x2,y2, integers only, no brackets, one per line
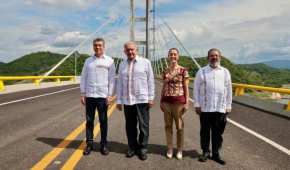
157,16,201,69
41,16,119,82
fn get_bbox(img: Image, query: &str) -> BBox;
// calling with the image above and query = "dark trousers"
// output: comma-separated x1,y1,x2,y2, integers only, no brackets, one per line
124,103,150,152
199,112,227,155
85,97,108,146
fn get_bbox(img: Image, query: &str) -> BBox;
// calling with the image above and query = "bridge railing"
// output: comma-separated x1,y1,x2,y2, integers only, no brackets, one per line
163,77,290,111
0,76,76,91
233,83,290,111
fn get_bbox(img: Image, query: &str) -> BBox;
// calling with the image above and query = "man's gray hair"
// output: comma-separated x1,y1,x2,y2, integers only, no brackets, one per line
207,48,221,57
124,41,137,49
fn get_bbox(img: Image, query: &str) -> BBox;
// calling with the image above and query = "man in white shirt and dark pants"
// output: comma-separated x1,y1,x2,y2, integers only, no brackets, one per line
194,48,232,165
80,38,115,156
116,41,155,161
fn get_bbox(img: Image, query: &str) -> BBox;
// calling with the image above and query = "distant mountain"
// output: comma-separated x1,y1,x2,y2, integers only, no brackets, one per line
174,56,290,87
237,63,290,87
0,51,90,76
1,51,289,87
261,60,290,69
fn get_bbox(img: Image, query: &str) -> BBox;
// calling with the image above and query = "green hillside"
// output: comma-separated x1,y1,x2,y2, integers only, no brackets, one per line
0,51,90,76
237,63,290,87
1,52,289,87
160,56,290,87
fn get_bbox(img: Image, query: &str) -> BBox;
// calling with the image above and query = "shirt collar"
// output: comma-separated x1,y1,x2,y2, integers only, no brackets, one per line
207,64,222,70
127,55,139,63
94,54,105,59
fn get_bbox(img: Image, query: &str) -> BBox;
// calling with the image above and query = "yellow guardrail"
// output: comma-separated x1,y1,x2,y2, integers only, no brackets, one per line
158,76,290,111
232,83,290,96
232,83,290,111
0,76,76,91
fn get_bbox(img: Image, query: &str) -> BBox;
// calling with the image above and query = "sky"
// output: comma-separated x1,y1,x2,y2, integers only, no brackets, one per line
0,0,290,64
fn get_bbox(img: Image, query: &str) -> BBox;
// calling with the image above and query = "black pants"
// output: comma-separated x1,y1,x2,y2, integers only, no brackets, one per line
124,103,150,153
199,112,227,155
85,97,108,146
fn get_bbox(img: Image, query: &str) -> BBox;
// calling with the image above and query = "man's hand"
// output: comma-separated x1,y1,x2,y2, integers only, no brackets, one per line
117,104,122,111
81,96,85,105
226,108,231,114
106,96,112,106
195,107,201,115
149,100,154,108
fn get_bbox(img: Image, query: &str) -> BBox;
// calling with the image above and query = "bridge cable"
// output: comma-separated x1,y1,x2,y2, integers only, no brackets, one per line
157,24,173,69
155,29,165,74
41,17,117,82
157,16,201,69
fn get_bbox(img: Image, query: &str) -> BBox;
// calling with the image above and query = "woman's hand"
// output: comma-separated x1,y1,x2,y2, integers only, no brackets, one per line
160,102,165,112
182,102,189,114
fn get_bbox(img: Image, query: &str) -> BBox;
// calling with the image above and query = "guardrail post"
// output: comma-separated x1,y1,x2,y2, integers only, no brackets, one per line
70,77,75,82
287,101,290,111
235,87,245,96
33,79,40,86
235,87,240,96
0,80,5,91
55,78,61,84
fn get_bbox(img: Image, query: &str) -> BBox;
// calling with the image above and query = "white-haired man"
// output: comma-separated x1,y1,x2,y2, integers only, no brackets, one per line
116,41,155,161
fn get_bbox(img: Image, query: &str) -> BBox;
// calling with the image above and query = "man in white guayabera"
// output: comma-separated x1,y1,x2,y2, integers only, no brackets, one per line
194,48,232,165
116,41,155,161
80,38,115,156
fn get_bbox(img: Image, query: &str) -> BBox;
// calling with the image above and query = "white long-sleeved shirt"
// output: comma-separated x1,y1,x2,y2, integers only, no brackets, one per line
80,54,115,98
116,56,155,105
193,65,232,113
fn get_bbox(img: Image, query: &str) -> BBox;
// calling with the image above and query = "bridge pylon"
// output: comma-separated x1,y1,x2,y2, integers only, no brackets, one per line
130,0,151,59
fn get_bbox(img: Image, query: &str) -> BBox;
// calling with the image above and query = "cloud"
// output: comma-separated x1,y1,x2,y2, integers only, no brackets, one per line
40,25,58,35
24,0,101,10
157,0,290,63
1,0,290,64
52,31,88,47
234,36,290,63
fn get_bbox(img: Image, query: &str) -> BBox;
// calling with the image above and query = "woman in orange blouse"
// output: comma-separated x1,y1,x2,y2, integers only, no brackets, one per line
160,48,189,160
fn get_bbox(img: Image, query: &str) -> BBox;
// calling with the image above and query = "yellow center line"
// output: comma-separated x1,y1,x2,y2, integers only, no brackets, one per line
61,103,116,170
31,121,86,170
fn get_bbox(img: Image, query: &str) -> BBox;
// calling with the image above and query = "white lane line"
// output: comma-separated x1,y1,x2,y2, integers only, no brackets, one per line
0,87,79,107
189,97,290,156
227,118,290,156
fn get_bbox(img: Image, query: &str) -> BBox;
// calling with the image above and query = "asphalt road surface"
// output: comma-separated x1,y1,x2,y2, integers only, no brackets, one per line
0,83,289,170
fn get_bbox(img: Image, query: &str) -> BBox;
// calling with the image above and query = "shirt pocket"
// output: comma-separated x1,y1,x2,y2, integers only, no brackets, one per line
134,71,148,96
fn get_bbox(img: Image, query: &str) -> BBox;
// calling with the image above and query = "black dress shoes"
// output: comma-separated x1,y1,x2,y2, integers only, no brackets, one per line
198,152,210,162
138,153,147,161
83,145,93,155
212,154,226,165
138,150,148,161
100,146,109,155
126,149,136,158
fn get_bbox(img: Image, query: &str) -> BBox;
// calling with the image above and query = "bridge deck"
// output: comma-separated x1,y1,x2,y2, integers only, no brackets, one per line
0,82,289,169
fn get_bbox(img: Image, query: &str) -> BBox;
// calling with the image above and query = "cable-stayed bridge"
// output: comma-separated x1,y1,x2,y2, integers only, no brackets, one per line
0,0,289,169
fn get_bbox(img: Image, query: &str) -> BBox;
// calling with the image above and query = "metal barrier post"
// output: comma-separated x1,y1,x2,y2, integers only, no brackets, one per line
0,80,5,91
55,78,61,84
70,77,75,82
235,87,245,96
33,79,40,86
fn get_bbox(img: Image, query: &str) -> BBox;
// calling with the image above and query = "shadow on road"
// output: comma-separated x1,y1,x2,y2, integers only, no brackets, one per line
36,137,83,149
36,138,199,158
